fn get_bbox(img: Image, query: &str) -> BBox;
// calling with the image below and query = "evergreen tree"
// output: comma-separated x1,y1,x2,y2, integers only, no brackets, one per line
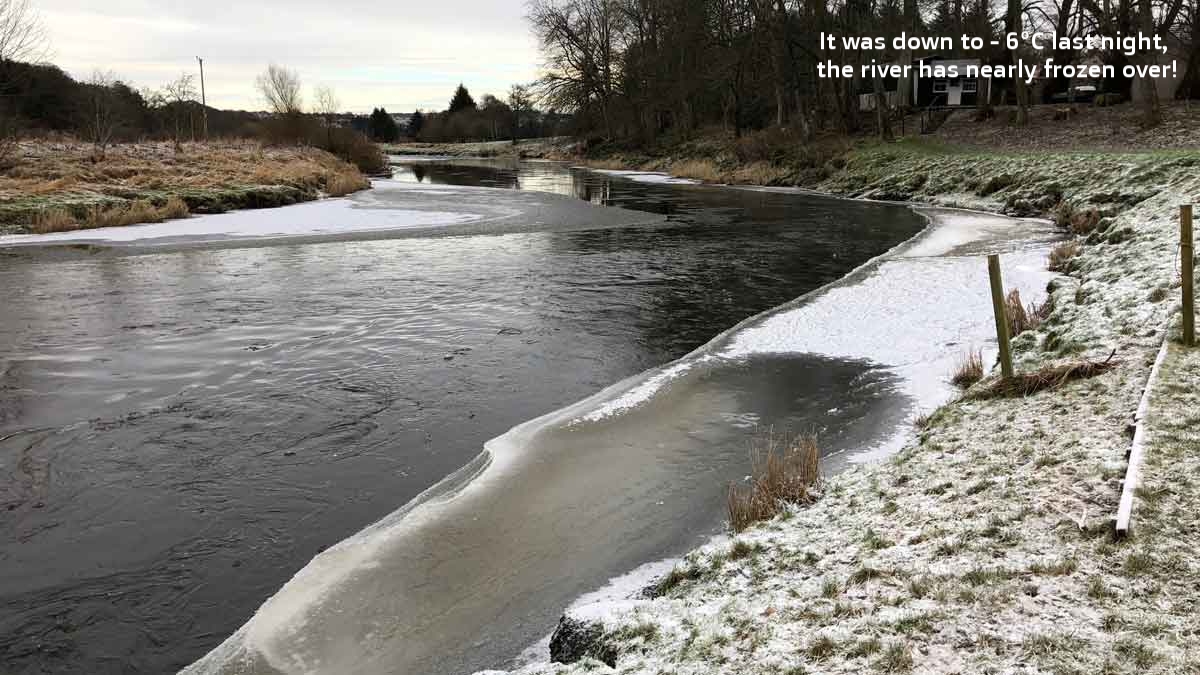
408,109,425,138
368,107,399,142
448,84,476,114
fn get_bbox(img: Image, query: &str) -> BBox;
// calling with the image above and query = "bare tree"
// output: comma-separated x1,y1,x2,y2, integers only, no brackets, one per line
163,73,196,151
85,70,120,161
0,0,48,63
508,83,534,143
312,84,340,147
256,64,303,116
529,0,622,139
0,0,49,166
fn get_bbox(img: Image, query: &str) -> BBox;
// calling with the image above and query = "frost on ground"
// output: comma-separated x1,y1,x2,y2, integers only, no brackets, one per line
493,152,1200,675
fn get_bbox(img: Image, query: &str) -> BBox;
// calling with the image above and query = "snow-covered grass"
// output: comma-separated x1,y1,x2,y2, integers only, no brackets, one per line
492,148,1200,675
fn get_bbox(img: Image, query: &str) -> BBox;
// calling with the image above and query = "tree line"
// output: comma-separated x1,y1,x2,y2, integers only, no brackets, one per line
527,0,1200,143
362,83,573,143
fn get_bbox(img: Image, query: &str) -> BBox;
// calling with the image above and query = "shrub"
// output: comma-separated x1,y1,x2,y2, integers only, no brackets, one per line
1052,201,1100,234
733,127,795,164
726,434,821,532
327,127,387,174
951,350,984,388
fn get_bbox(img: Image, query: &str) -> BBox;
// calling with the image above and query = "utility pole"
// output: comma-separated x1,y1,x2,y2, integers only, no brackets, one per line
197,56,208,141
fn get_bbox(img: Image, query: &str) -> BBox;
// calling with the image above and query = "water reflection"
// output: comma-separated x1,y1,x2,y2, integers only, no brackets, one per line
392,157,613,205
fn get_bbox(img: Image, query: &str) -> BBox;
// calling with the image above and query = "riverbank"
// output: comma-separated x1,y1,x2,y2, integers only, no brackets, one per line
383,136,577,159
0,141,370,235
484,140,1200,673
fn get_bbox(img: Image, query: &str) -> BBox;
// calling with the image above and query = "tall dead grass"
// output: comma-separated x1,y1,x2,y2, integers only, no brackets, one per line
727,434,821,532
951,350,984,388
971,351,1120,399
670,159,726,183
325,170,370,197
31,208,78,233
1053,201,1101,234
31,197,190,234
1048,240,1081,272
1006,289,1052,337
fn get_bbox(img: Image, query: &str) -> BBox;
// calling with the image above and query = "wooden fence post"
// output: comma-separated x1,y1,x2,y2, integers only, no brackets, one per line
988,254,1014,378
1183,205,1194,347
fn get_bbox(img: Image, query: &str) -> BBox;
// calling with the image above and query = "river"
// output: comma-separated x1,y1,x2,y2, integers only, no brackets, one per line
0,159,1052,674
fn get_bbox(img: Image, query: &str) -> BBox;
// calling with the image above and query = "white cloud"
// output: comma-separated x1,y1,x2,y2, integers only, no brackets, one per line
38,0,540,112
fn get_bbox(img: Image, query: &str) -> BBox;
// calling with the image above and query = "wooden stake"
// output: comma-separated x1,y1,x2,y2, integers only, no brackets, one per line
988,254,1014,378
197,56,208,142
1183,205,1194,347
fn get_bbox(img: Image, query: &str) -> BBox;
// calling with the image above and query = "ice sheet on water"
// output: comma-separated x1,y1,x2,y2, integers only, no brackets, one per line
581,169,701,185
568,207,1057,463
0,179,664,247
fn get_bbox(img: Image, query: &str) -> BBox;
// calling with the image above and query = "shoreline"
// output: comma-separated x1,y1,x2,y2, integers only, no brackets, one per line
483,146,1200,674
495,199,1059,672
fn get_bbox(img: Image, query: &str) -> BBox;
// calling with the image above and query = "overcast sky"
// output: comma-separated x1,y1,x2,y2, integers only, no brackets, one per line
39,0,541,113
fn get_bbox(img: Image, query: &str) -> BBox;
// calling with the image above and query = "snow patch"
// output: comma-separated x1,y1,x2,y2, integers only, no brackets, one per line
581,169,701,185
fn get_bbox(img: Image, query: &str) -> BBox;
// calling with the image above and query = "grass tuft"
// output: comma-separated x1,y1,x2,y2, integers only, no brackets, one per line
1048,239,1081,271
875,642,913,672
726,434,821,532
1006,289,1052,337
951,350,984,388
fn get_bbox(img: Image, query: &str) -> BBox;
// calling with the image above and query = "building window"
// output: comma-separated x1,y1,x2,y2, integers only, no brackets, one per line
933,79,948,93
963,79,979,93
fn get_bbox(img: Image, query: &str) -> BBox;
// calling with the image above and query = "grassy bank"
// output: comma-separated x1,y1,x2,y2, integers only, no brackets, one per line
0,141,371,235
383,136,577,160
493,133,1200,673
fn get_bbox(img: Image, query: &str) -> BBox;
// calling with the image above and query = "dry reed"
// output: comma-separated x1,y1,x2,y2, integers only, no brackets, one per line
670,159,726,183
1006,289,1052,337
951,350,984,388
727,434,821,532
1048,240,1081,271
31,208,78,233
971,351,1120,399
325,170,370,197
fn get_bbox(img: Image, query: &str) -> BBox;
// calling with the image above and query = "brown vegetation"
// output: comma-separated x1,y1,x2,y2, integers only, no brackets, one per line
30,207,76,233
1048,240,1082,271
727,434,821,533
30,196,192,234
970,352,1120,399
1053,201,1103,235
951,350,985,388
2,140,369,232
1006,290,1053,337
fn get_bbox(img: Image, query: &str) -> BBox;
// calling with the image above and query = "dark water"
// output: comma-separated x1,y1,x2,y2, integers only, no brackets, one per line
0,160,924,674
